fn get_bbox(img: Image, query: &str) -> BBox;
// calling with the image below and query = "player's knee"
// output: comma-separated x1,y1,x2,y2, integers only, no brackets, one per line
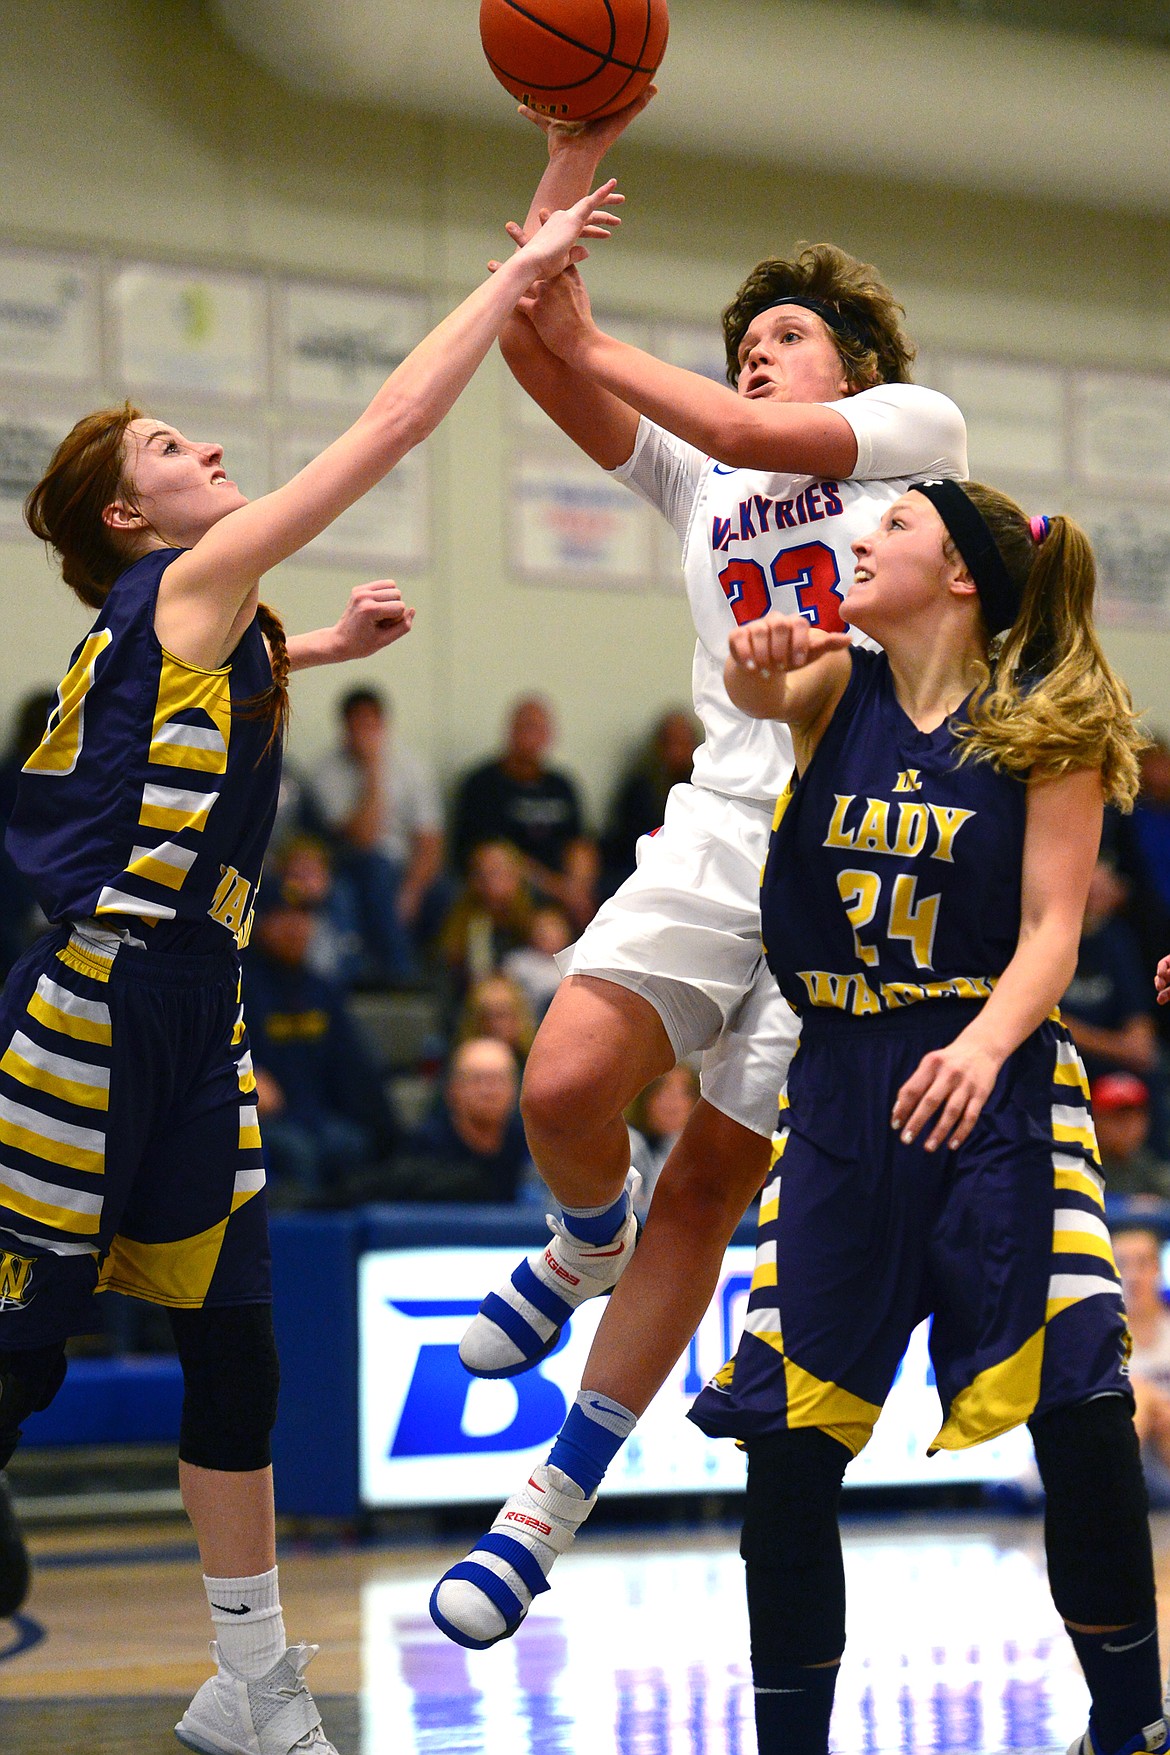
171,1304,280,1473
0,1345,68,1469
1030,1393,1154,1626
741,1429,851,1667
520,1048,608,1146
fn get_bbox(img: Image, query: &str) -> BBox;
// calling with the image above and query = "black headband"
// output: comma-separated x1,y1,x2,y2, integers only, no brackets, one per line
752,295,874,357
909,479,1022,637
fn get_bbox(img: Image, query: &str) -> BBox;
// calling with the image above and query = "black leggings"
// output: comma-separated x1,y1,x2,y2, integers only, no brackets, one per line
742,1395,1155,1673
0,1302,280,1474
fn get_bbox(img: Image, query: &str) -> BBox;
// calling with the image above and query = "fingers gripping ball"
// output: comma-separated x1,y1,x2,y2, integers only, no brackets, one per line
480,0,669,122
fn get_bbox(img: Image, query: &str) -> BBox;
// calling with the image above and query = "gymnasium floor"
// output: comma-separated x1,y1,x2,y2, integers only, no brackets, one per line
4,1510,1170,1753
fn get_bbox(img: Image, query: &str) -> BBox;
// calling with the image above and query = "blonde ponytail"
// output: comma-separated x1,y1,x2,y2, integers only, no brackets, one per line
953,484,1146,808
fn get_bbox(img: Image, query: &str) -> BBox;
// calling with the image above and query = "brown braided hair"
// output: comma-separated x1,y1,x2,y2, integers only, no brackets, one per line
25,405,289,749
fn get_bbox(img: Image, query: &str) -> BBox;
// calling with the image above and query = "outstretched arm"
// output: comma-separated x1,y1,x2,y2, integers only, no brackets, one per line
157,184,622,669
892,765,1104,1153
499,98,654,469
525,268,858,477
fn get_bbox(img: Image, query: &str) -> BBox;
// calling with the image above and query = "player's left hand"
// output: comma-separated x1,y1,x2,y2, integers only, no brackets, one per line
1157,953,1170,1004
330,580,414,661
891,1036,1002,1153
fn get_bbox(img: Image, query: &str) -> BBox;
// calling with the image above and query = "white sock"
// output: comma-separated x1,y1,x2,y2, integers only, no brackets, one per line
204,1566,287,1679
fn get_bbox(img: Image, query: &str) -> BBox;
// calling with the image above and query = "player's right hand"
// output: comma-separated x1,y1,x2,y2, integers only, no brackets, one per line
520,85,657,161
727,612,852,677
1157,953,1170,1004
509,181,624,283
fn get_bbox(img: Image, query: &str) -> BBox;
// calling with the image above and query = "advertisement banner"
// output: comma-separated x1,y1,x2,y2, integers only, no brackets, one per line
358,1246,1033,1507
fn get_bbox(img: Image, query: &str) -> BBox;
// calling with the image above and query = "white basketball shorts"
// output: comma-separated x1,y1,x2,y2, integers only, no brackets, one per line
558,782,800,1137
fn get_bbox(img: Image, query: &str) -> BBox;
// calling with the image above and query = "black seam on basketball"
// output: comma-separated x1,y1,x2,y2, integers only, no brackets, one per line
486,47,652,97
494,0,656,75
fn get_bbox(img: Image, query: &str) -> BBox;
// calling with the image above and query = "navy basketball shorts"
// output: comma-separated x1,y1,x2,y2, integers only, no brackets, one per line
690,1001,1130,1456
0,926,269,1349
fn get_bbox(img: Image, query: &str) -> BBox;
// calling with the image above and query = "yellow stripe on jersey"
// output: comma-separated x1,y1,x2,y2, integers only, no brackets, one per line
1053,1039,1091,1099
1051,1102,1101,1163
0,1157,103,1234
750,1238,777,1292
27,976,112,1046
0,1092,105,1174
138,782,219,835
1,1031,110,1112
125,840,198,892
1052,1205,1116,1266
22,630,113,777
149,653,231,775
235,1052,257,1095
238,1104,262,1152
1054,1162,1106,1209
231,1167,266,1211
95,885,177,921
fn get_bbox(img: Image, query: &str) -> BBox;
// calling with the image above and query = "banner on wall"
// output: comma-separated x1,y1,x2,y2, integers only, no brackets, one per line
0,404,72,535
279,283,429,408
357,1246,1034,1508
0,250,100,384
511,447,654,588
111,262,267,400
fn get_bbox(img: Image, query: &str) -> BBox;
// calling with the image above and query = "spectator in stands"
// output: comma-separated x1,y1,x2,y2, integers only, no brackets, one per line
0,689,53,977
1113,1222,1170,1506
1062,856,1158,1084
400,1037,533,1202
502,903,572,1023
439,839,535,996
1091,1072,1170,1201
1134,736,1170,917
601,707,699,895
268,755,328,860
456,973,537,1067
244,887,397,1206
312,686,446,985
627,1063,701,1217
276,833,363,990
450,694,598,929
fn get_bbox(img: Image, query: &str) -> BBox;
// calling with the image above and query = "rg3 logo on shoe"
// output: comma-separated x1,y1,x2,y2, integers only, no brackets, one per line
0,1252,35,1312
503,1510,552,1537
543,1251,581,1288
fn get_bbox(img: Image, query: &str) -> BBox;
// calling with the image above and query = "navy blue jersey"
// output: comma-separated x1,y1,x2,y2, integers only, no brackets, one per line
760,648,1026,1019
6,549,279,944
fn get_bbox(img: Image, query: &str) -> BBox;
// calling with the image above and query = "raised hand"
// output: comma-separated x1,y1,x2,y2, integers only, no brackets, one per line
728,612,852,678
510,181,624,284
519,84,657,167
330,579,414,662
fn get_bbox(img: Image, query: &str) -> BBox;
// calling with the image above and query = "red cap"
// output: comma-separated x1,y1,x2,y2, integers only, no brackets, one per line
1091,1072,1149,1113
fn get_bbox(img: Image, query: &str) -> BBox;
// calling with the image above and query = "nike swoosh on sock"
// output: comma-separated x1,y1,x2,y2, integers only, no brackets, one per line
211,1603,252,1616
1102,1628,1157,1653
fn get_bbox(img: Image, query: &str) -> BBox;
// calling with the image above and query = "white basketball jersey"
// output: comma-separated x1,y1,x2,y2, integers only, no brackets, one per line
612,382,968,804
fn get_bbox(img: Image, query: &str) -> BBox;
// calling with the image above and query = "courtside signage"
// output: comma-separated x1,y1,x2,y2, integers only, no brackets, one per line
358,1248,1033,1507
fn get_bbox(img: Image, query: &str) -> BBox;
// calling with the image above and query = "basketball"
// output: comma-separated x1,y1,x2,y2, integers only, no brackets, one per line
479,0,669,123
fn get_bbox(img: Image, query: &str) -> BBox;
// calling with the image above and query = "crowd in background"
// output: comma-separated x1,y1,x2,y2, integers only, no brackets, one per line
3,685,1170,1217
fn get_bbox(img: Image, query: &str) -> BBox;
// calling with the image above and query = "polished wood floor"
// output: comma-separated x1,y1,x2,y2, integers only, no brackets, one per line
3,1512,1170,1752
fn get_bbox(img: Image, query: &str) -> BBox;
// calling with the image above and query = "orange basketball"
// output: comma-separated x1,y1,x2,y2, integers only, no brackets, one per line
479,0,669,123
